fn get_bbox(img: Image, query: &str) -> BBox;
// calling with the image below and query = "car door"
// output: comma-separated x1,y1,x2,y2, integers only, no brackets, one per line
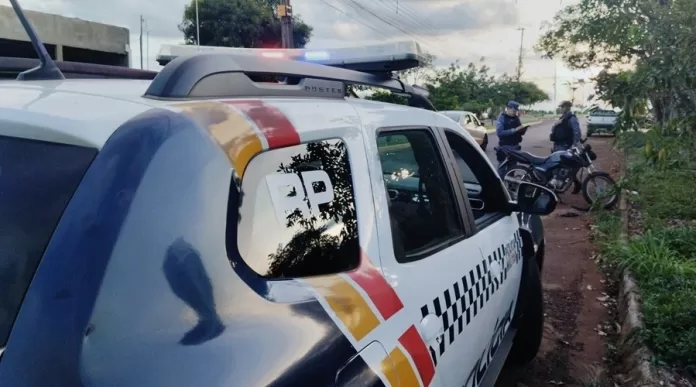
369,125,503,387
436,126,525,386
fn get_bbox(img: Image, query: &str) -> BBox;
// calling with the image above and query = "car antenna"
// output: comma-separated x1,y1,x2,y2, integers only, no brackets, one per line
9,0,65,80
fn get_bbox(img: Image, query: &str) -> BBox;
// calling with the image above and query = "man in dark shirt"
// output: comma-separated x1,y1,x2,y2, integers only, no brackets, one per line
495,101,527,164
550,101,582,152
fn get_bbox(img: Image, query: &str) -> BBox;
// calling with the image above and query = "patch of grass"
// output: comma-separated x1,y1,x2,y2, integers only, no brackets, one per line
592,130,696,372
591,210,622,246
600,228,696,369
627,167,696,225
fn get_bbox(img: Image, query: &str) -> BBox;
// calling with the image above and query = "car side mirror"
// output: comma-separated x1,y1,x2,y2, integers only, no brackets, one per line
511,181,558,215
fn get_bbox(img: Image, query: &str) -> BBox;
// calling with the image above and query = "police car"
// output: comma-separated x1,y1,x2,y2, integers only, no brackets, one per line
0,3,558,386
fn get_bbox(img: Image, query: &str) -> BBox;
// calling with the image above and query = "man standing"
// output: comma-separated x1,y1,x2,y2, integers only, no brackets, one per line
495,101,527,164
550,101,582,152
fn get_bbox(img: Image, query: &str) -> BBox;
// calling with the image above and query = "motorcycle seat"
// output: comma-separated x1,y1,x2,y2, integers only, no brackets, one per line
509,150,548,165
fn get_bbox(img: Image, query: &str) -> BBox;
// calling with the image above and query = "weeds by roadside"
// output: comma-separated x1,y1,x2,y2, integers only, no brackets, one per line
592,129,696,379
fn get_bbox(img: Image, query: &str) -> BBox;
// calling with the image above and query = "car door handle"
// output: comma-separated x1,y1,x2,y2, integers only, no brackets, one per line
419,314,444,343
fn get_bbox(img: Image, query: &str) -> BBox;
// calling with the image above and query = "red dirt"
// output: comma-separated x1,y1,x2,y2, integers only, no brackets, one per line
496,137,621,386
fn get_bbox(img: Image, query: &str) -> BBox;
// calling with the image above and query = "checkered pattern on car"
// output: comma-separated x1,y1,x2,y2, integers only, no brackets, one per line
420,230,522,366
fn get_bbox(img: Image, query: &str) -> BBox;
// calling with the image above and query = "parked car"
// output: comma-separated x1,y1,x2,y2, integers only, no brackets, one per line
587,109,618,136
439,110,489,151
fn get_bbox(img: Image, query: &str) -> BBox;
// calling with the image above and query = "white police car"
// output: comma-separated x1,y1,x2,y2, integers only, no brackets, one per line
0,2,558,386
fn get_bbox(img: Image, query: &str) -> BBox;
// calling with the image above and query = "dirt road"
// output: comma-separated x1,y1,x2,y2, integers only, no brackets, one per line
489,120,621,386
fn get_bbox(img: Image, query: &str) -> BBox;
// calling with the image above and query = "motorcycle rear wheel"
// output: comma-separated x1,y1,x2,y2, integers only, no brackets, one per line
581,171,619,209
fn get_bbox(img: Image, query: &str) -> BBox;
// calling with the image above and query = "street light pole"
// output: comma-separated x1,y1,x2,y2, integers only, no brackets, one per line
279,0,294,48
139,15,144,70
195,0,200,48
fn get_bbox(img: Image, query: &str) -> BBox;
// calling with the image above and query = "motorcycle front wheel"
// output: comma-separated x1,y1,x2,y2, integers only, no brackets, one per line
581,171,620,209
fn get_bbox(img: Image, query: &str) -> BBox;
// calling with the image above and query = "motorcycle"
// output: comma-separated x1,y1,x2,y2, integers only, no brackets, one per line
496,139,619,209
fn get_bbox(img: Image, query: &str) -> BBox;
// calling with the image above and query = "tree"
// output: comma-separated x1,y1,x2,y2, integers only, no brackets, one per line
535,0,696,124
265,140,358,278
425,61,549,113
398,53,436,85
365,90,408,105
179,0,313,49
362,56,548,115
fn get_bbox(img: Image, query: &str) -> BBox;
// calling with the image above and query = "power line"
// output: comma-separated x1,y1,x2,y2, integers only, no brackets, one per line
317,0,399,39
335,0,450,57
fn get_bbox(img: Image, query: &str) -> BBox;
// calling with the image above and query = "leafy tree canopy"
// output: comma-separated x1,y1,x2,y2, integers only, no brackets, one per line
366,58,549,114
179,0,313,48
425,61,549,114
535,0,696,123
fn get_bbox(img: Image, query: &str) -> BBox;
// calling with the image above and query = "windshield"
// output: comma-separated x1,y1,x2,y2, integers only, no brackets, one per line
0,136,95,348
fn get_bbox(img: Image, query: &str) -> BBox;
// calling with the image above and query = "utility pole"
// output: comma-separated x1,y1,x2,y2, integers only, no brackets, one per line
146,28,150,70
139,15,144,70
515,27,525,101
195,0,200,48
278,0,294,48
516,27,525,82
553,60,557,106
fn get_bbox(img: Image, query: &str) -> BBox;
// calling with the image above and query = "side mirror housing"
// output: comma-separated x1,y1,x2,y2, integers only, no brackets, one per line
511,181,558,215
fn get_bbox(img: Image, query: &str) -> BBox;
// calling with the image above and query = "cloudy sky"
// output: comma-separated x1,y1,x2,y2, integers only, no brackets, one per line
1,0,599,110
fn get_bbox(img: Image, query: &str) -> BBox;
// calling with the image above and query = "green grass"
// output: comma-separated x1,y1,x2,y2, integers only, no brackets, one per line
592,130,696,372
606,229,696,369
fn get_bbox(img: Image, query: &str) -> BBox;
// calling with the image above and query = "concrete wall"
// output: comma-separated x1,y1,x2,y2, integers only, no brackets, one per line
0,5,130,65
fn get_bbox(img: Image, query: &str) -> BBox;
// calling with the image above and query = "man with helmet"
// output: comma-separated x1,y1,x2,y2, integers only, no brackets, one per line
495,101,529,165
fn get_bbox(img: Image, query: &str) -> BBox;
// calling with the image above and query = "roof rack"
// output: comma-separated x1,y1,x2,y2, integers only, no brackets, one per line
0,57,158,80
145,42,436,111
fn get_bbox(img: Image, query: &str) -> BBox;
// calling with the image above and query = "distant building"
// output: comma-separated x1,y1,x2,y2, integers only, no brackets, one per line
0,5,130,67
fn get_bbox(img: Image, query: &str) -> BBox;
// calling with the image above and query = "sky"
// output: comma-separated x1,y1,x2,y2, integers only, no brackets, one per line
1,0,601,111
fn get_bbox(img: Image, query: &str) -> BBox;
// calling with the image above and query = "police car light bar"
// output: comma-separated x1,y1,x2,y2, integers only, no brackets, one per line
156,40,425,73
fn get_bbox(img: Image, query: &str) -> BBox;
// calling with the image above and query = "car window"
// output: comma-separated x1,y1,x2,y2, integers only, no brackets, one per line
591,110,617,116
440,111,463,123
471,115,482,127
237,139,360,278
377,129,464,262
0,136,96,349
463,114,473,125
444,130,509,225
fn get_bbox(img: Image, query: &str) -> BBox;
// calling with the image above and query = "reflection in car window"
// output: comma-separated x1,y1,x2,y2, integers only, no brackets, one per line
445,130,510,221
451,148,479,185
237,139,360,278
377,130,463,262
0,136,96,348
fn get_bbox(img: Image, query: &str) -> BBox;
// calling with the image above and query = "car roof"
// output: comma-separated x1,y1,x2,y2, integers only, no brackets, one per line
440,110,472,114
0,79,168,148
0,79,459,151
